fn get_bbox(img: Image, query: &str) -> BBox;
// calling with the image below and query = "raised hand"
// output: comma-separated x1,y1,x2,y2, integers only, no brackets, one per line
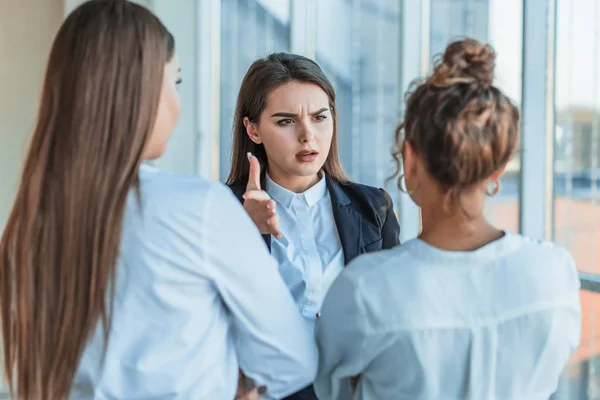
242,153,282,239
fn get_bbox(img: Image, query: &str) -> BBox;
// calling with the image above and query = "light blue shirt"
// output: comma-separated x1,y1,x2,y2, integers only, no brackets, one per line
266,174,345,332
315,232,582,400
72,165,317,399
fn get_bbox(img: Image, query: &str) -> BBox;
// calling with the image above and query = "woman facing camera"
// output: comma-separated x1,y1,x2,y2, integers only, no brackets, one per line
227,53,401,399
0,2,316,399
314,39,581,400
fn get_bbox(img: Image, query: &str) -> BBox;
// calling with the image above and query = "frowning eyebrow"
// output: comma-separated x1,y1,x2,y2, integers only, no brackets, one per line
270,107,329,118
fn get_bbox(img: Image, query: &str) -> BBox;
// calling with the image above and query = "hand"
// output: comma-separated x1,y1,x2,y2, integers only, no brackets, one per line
242,153,282,239
234,388,264,400
235,370,266,400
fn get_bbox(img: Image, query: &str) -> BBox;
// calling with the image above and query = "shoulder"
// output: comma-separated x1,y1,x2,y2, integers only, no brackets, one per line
330,180,393,209
138,165,238,217
123,167,260,284
329,180,395,229
336,180,390,201
325,246,408,324
508,233,579,283
226,181,246,204
343,246,406,281
508,233,574,263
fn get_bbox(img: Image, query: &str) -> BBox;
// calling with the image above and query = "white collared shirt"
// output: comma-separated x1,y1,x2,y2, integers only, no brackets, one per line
266,174,345,333
314,232,582,400
72,165,317,399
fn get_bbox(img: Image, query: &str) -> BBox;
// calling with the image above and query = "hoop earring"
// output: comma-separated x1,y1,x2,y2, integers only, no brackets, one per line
486,180,500,196
397,174,407,193
398,174,413,194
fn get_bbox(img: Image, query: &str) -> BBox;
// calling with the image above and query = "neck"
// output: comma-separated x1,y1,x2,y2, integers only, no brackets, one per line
419,204,503,251
267,170,321,193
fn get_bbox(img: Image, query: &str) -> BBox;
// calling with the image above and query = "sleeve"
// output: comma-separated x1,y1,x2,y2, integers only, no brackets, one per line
313,266,383,400
201,183,318,399
380,189,401,249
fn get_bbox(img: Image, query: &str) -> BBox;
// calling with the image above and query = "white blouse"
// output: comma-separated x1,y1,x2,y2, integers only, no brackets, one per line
72,165,317,399
315,232,581,400
266,174,345,333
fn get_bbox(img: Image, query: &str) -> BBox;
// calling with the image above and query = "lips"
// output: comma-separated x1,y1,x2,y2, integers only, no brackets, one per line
295,149,319,163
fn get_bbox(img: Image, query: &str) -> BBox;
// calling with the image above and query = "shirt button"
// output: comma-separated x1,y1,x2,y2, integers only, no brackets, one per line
316,312,321,319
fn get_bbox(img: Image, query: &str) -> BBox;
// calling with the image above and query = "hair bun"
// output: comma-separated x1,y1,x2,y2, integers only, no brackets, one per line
430,39,496,88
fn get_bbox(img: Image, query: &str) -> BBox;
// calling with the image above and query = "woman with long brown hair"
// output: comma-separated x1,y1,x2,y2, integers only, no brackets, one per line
226,53,401,400
314,39,581,399
0,1,316,399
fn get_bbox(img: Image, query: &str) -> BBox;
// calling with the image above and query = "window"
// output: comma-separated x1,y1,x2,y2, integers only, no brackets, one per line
430,0,523,233
315,0,402,188
138,2,597,395
219,0,292,180
554,0,600,397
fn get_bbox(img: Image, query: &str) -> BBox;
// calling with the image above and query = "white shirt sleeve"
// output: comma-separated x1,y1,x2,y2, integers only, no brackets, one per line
313,263,379,400
201,183,317,399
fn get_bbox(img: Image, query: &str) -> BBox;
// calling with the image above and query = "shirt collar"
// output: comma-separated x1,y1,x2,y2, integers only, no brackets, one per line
139,162,159,173
266,173,327,209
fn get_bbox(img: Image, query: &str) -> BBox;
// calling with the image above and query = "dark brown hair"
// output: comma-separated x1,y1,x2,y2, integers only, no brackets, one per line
0,1,174,398
392,38,520,208
226,53,349,187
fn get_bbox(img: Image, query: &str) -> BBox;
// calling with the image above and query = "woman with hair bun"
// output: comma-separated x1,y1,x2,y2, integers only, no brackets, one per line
313,38,581,400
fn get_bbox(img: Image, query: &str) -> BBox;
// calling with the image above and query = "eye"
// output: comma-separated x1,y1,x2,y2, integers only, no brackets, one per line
314,114,327,122
176,78,182,86
277,119,293,126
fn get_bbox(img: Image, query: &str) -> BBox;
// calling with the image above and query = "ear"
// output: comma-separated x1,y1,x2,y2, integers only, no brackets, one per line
489,162,508,182
243,117,262,144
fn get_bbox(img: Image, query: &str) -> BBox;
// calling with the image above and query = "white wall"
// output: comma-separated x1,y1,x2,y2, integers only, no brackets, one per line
0,0,64,231
0,0,196,235
0,0,64,392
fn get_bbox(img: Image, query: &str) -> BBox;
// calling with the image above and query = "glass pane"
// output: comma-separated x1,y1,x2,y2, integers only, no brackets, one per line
555,290,600,400
315,0,402,188
554,0,600,275
554,1,600,395
219,0,291,181
141,0,202,175
429,0,523,233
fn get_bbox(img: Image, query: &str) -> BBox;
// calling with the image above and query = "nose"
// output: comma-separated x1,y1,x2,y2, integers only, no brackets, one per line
298,122,315,144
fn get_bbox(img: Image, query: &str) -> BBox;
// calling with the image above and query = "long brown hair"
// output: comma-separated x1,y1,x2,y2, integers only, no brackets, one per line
0,1,174,398
226,53,349,187
391,39,519,209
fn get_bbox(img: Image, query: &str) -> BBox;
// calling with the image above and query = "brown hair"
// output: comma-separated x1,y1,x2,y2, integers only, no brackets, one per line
392,38,520,209
226,53,349,187
0,1,174,398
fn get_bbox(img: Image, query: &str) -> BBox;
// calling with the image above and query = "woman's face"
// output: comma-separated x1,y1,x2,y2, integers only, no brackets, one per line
144,55,181,160
244,81,334,182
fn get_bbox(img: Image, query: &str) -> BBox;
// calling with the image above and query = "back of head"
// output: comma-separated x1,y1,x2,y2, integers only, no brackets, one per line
394,38,519,204
0,1,173,398
226,52,347,186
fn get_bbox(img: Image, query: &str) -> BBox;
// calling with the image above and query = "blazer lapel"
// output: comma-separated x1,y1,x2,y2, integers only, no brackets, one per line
263,234,272,252
327,178,362,265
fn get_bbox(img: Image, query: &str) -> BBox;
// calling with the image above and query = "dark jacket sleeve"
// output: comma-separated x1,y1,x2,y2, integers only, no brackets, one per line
380,189,401,249
228,183,246,204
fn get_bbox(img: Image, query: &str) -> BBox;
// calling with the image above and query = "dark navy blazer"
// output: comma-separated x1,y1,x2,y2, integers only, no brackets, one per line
228,177,401,400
